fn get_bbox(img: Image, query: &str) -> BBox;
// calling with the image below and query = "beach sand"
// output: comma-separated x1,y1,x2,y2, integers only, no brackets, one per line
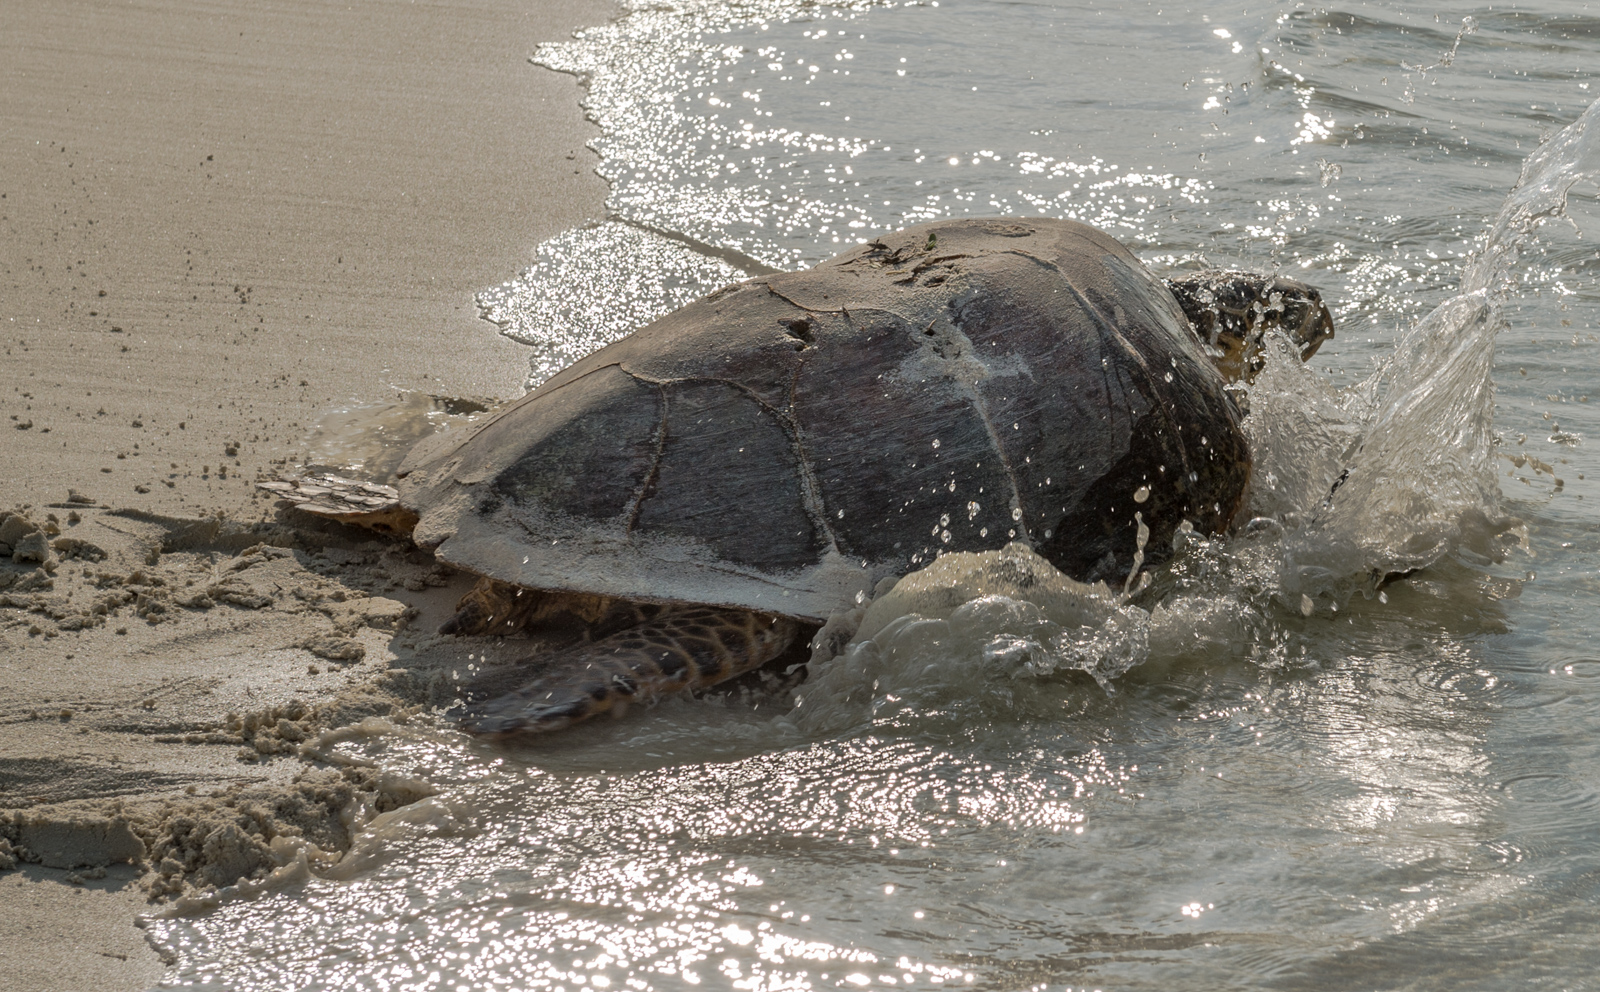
0,1,614,987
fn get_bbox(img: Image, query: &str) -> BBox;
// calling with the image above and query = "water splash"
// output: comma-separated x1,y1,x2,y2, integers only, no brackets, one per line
786,546,1138,737
1276,97,1600,601
1399,15,1478,105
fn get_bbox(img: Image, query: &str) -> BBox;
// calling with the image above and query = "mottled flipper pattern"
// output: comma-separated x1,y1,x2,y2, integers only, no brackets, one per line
440,577,668,638
457,608,800,735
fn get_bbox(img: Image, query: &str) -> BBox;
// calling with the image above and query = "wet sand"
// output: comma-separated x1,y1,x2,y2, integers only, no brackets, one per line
0,1,614,987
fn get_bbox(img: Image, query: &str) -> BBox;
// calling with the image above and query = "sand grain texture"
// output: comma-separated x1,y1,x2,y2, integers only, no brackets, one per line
0,1,616,988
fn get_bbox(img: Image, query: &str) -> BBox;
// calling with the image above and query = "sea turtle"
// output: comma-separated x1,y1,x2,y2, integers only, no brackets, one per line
263,217,1332,735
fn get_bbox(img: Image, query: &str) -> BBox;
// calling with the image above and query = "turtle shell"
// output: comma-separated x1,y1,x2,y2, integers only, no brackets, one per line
398,218,1249,622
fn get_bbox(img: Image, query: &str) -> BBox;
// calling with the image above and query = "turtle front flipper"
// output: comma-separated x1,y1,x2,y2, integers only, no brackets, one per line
455,608,800,735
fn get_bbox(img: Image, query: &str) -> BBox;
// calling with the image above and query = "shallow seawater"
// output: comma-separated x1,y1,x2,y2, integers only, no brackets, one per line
148,1,1600,989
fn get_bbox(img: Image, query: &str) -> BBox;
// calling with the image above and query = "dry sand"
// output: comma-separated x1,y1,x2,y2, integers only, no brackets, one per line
0,1,615,987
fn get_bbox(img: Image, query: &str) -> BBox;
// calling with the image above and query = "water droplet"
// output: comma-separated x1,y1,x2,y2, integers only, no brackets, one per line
855,589,866,605
979,527,988,537
931,438,941,449
1300,594,1314,617
966,500,981,520
940,529,952,543
1164,371,1174,382
836,508,845,519
1011,507,1022,521
1134,485,1151,503
939,514,950,528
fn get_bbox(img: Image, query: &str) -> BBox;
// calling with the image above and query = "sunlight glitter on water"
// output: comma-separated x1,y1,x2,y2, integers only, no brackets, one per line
536,0,1237,269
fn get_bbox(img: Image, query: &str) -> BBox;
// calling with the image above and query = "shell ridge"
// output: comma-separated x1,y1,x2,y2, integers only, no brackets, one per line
907,252,979,280
624,377,670,536
619,371,787,422
918,311,1033,549
1001,247,1195,485
620,370,841,561
764,285,819,313
764,280,941,323
527,357,628,402
780,349,845,559
959,378,1032,550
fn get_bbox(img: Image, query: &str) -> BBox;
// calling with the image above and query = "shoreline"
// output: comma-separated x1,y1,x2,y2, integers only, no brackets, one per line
0,1,616,988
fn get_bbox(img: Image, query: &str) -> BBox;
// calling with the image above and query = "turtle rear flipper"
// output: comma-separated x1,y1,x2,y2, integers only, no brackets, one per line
258,474,419,535
454,608,800,735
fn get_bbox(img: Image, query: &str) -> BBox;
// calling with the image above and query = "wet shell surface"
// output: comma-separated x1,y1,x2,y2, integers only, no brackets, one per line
398,217,1249,623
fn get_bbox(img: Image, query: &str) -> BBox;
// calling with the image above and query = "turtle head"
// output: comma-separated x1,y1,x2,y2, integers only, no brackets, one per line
1164,270,1335,382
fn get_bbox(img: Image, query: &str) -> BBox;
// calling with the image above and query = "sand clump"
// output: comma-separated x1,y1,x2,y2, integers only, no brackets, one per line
0,503,479,903
0,505,437,641
164,680,444,764
0,664,449,902
136,765,436,899
0,809,147,872
0,765,435,900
